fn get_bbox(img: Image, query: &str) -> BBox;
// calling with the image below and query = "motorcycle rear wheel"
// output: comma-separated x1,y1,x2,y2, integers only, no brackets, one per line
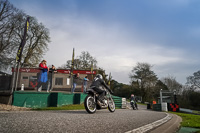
131,102,136,110
108,97,115,112
84,95,97,114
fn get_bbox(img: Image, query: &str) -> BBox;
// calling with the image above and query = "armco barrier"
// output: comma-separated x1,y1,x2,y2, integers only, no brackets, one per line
12,91,122,108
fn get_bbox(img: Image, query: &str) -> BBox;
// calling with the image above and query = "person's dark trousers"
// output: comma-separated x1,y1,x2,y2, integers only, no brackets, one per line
37,82,47,92
37,82,42,92
47,77,52,91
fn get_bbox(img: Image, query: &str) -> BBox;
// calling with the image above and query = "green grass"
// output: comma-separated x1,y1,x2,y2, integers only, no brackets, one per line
170,112,200,128
34,104,85,111
193,111,200,115
33,104,121,111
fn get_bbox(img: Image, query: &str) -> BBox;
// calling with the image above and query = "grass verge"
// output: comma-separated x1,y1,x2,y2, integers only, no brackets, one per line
34,104,85,111
170,112,200,128
33,104,121,111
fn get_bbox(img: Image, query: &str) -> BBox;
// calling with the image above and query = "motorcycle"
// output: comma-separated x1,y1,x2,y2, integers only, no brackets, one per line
84,87,115,114
130,100,137,110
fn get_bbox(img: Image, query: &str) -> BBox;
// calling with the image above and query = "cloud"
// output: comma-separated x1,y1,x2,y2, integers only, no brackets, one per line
40,14,191,84
9,0,200,85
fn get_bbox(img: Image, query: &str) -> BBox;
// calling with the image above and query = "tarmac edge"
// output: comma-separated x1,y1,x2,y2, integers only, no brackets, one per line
125,113,182,133
148,113,182,133
125,113,173,133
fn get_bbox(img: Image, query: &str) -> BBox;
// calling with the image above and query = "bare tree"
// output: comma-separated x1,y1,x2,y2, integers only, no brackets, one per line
0,0,50,70
129,62,158,102
78,51,97,69
186,70,200,90
161,76,182,94
58,59,82,69
60,51,97,70
0,0,18,70
22,17,50,67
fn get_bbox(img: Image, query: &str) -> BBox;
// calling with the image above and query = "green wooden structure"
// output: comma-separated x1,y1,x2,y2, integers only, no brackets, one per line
12,91,123,108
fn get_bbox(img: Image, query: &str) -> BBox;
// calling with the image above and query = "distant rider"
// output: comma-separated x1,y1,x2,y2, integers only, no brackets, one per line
90,74,113,103
130,94,138,110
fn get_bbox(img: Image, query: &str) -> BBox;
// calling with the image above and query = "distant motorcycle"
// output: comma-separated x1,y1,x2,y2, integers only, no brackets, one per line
130,100,137,110
84,87,115,114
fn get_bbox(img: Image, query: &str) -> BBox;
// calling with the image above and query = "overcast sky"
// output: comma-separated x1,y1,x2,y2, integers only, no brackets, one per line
10,0,200,84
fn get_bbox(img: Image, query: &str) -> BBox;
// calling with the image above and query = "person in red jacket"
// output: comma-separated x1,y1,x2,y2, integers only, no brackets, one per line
37,60,49,92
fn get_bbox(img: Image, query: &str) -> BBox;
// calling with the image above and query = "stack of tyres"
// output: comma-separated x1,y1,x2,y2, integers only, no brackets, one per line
121,98,126,109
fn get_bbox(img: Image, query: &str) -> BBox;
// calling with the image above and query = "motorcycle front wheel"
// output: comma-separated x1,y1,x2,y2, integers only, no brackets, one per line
108,97,115,112
84,95,97,114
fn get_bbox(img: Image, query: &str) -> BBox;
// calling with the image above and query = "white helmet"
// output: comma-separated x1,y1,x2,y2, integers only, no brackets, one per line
96,74,103,79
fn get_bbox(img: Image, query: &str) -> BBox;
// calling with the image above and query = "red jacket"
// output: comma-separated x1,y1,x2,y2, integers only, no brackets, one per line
39,63,48,69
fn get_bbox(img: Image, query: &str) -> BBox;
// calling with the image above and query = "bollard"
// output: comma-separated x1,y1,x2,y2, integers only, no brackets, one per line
21,84,24,91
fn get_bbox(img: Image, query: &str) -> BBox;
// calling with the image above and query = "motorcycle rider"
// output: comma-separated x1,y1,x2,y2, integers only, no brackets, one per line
90,74,113,104
130,94,138,109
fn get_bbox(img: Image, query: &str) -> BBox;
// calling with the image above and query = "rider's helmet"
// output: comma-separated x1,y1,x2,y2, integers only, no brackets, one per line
96,74,103,79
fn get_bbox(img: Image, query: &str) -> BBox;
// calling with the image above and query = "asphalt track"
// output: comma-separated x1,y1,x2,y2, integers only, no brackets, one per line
0,105,180,133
